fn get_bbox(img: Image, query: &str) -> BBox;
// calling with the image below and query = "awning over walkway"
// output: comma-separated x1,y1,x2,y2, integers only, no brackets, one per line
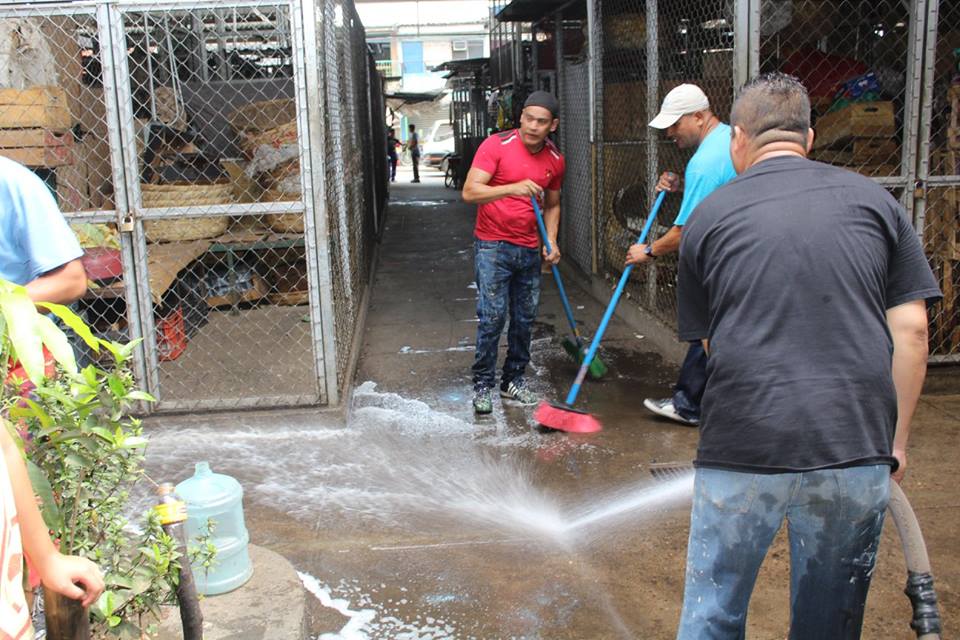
494,0,586,23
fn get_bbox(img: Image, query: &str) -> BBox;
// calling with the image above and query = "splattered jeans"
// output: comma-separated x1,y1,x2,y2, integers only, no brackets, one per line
472,239,541,391
677,465,890,640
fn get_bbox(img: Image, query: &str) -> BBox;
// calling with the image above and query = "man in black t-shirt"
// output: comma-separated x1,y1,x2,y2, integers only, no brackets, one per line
675,73,940,639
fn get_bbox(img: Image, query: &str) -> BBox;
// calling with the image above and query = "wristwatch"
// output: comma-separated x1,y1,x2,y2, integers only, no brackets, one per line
644,245,656,259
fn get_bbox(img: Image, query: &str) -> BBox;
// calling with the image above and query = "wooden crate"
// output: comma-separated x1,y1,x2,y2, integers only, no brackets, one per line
813,101,895,149
948,126,960,150
0,128,74,167
930,254,959,353
811,139,900,166
855,164,901,178
0,86,72,130
924,186,959,261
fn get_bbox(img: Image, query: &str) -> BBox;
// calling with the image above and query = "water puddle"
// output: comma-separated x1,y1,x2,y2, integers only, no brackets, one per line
395,200,456,207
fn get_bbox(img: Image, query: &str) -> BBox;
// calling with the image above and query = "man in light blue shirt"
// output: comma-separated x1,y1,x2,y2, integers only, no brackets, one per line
624,84,737,426
0,156,86,303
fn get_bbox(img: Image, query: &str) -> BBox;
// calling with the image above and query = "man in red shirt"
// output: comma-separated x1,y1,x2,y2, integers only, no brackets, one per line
462,91,566,414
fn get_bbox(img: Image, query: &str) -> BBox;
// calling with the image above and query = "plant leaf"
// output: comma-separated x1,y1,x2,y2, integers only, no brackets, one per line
0,284,45,383
35,301,100,352
25,459,64,533
34,314,77,374
125,390,157,403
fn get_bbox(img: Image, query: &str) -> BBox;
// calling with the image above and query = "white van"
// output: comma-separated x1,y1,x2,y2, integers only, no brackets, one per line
420,120,455,168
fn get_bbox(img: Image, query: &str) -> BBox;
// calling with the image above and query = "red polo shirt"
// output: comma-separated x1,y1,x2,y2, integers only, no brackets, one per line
471,130,565,249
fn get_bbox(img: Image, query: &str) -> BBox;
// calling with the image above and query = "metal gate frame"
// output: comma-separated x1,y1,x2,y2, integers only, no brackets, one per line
737,0,960,365
0,0,346,410
110,0,337,410
577,0,958,363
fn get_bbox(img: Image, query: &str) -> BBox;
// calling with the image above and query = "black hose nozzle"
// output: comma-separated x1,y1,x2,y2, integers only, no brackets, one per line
905,571,941,637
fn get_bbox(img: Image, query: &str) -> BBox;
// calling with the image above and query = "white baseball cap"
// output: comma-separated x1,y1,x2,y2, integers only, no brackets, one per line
648,84,711,129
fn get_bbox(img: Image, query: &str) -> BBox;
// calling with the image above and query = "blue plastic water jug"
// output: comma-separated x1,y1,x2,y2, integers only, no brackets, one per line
175,462,253,595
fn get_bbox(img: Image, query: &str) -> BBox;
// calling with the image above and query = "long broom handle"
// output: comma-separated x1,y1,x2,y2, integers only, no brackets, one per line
531,197,583,344
564,190,666,406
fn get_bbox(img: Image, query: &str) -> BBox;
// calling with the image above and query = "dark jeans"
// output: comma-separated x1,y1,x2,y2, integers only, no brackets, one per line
411,153,420,181
678,465,890,639
388,154,397,180
472,240,541,391
673,341,707,420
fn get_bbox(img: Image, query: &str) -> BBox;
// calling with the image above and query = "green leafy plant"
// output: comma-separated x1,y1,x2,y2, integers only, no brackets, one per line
0,279,211,638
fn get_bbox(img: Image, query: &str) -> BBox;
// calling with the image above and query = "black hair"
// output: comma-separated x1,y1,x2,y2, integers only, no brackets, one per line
731,72,811,147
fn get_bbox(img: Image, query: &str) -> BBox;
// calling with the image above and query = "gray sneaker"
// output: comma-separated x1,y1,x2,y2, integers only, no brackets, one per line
473,387,493,414
500,378,539,405
643,397,698,426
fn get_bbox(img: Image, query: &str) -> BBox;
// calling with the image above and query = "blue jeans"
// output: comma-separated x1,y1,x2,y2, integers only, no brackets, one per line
472,239,541,391
673,341,707,421
678,465,890,640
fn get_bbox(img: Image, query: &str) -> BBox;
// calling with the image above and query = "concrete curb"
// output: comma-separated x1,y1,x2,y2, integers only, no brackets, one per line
158,544,305,639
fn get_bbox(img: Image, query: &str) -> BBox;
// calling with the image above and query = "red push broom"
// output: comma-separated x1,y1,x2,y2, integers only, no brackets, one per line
534,191,666,433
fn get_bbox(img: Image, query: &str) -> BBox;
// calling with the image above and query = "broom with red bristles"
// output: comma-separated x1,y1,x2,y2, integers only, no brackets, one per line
534,191,667,433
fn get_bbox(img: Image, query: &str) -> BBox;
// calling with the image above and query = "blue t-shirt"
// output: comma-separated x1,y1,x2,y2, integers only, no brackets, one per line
0,156,83,285
673,123,737,227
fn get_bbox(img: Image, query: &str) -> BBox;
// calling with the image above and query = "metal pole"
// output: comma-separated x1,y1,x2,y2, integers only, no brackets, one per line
586,0,597,143
645,0,659,308
193,13,209,83
97,2,149,400
296,0,339,405
748,0,761,79
909,0,938,235
591,0,603,274
734,0,750,93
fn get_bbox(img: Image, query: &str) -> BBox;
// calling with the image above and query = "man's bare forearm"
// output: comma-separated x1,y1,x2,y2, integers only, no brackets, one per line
888,301,929,453
462,183,512,204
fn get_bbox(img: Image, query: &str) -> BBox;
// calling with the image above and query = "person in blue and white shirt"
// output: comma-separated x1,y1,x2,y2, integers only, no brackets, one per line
0,156,86,303
624,84,737,427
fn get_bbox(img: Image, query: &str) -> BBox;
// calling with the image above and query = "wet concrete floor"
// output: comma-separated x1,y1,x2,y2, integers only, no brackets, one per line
145,165,959,638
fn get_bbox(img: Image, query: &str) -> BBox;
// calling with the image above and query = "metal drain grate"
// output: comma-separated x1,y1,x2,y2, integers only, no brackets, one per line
649,463,695,482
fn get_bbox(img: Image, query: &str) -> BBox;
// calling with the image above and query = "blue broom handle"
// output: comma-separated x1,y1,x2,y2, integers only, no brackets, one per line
564,190,666,406
531,197,582,343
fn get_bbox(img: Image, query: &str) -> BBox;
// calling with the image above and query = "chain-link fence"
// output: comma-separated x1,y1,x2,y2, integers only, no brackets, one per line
594,0,736,326
542,0,958,362
922,0,960,361
0,0,385,410
556,21,593,275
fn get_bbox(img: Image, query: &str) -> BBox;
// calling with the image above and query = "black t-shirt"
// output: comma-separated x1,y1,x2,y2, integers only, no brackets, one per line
678,156,941,473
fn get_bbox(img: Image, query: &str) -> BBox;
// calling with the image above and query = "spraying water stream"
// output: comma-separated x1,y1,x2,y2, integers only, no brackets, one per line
141,382,694,638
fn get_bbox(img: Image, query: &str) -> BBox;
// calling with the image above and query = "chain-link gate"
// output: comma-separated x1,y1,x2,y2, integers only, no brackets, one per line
752,0,956,361
542,0,957,362
0,0,385,410
921,0,960,361
557,24,593,275
593,0,737,327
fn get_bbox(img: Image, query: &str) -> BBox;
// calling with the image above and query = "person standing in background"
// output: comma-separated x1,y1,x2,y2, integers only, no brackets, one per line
407,123,421,183
387,128,399,182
